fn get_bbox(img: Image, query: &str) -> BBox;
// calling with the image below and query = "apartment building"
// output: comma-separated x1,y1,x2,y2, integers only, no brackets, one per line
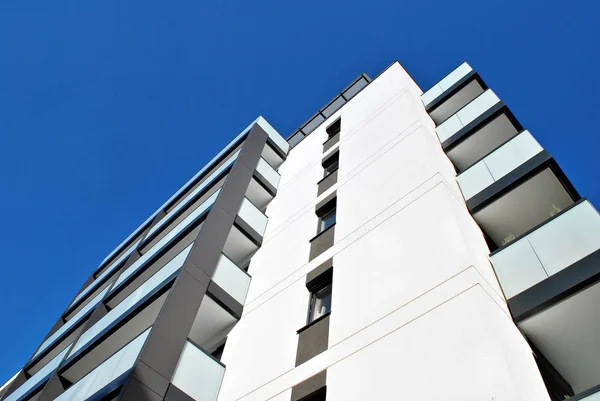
1,61,598,401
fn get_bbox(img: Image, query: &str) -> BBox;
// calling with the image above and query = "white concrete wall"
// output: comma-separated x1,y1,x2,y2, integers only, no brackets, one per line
217,62,550,401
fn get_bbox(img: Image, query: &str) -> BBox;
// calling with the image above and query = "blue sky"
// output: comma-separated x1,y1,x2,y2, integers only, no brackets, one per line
0,0,598,383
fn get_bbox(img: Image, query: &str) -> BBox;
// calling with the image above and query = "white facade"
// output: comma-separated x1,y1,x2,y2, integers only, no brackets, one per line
216,63,551,401
5,60,595,401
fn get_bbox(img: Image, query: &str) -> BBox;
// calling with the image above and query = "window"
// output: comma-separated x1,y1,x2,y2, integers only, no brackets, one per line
298,387,327,401
322,152,339,178
319,206,336,232
308,284,332,323
325,118,341,140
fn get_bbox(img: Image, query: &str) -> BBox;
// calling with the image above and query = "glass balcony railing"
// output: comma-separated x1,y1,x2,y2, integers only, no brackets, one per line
67,238,141,313
32,287,110,361
54,329,150,401
3,346,70,401
212,254,251,305
92,117,286,281
571,387,600,401
491,200,600,298
256,157,281,190
171,341,225,401
66,244,193,362
238,198,268,237
435,89,501,143
255,116,290,157
421,62,473,107
111,189,220,294
457,130,543,200
144,151,240,241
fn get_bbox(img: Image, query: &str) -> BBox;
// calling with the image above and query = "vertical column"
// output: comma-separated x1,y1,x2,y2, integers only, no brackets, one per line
118,124,269,401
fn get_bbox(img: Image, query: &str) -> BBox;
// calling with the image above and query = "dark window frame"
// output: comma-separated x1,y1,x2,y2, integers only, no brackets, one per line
325,118,341,140
298,387,327,401
307,284,332,324
322,152,339,178
318,206,336,233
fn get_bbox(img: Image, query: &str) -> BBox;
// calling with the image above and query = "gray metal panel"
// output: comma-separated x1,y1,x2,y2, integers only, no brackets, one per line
118,124,268,401
135,269,208,382
35,374,65,401
291,371,327,401
317,171,338,197
322,132,339,153
302,115,326,135
0,371,27,401
164,384,195,401
342,77,369,100
322,95,346,118
295,315,330,366
119,377,164,401
131,361,171,398
309,226,335,262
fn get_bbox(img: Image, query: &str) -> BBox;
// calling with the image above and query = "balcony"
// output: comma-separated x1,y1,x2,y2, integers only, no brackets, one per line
54,329,150,401
422,63,488,125
171,341,225,401
3,347,70,401
257,117,289,170
435,89,502,148
491,200,600,396
110,189,220,295
491,200,600,299
246,158,280,210
222,197,268,267
422,63,475,107
66,238,140,318
457,130,543,200
143,151,239,244
61,244,192,381
255,116,289,166
29,287,109,367
467,149,578,249
212,254,251,305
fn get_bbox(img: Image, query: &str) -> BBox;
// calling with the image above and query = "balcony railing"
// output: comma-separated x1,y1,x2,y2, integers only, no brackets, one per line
111,189,220,294
570,385,600,401
171,341,225,401
32,287,109,361
238,198,268,238
144,151,240,241
491,200,600,298
54,329,150,401
65,244,193,362
212,254,251,305
421,62,473,108
457,130,543,200
435,89,501,143
3,347,70,401
255,157,281,190
67,239,141,313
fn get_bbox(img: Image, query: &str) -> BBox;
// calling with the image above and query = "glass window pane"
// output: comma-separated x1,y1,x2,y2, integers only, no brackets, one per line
320,209,336,231
310,285,332,321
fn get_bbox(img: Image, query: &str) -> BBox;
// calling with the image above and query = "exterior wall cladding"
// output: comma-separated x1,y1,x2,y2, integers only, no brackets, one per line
2,61,600,401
